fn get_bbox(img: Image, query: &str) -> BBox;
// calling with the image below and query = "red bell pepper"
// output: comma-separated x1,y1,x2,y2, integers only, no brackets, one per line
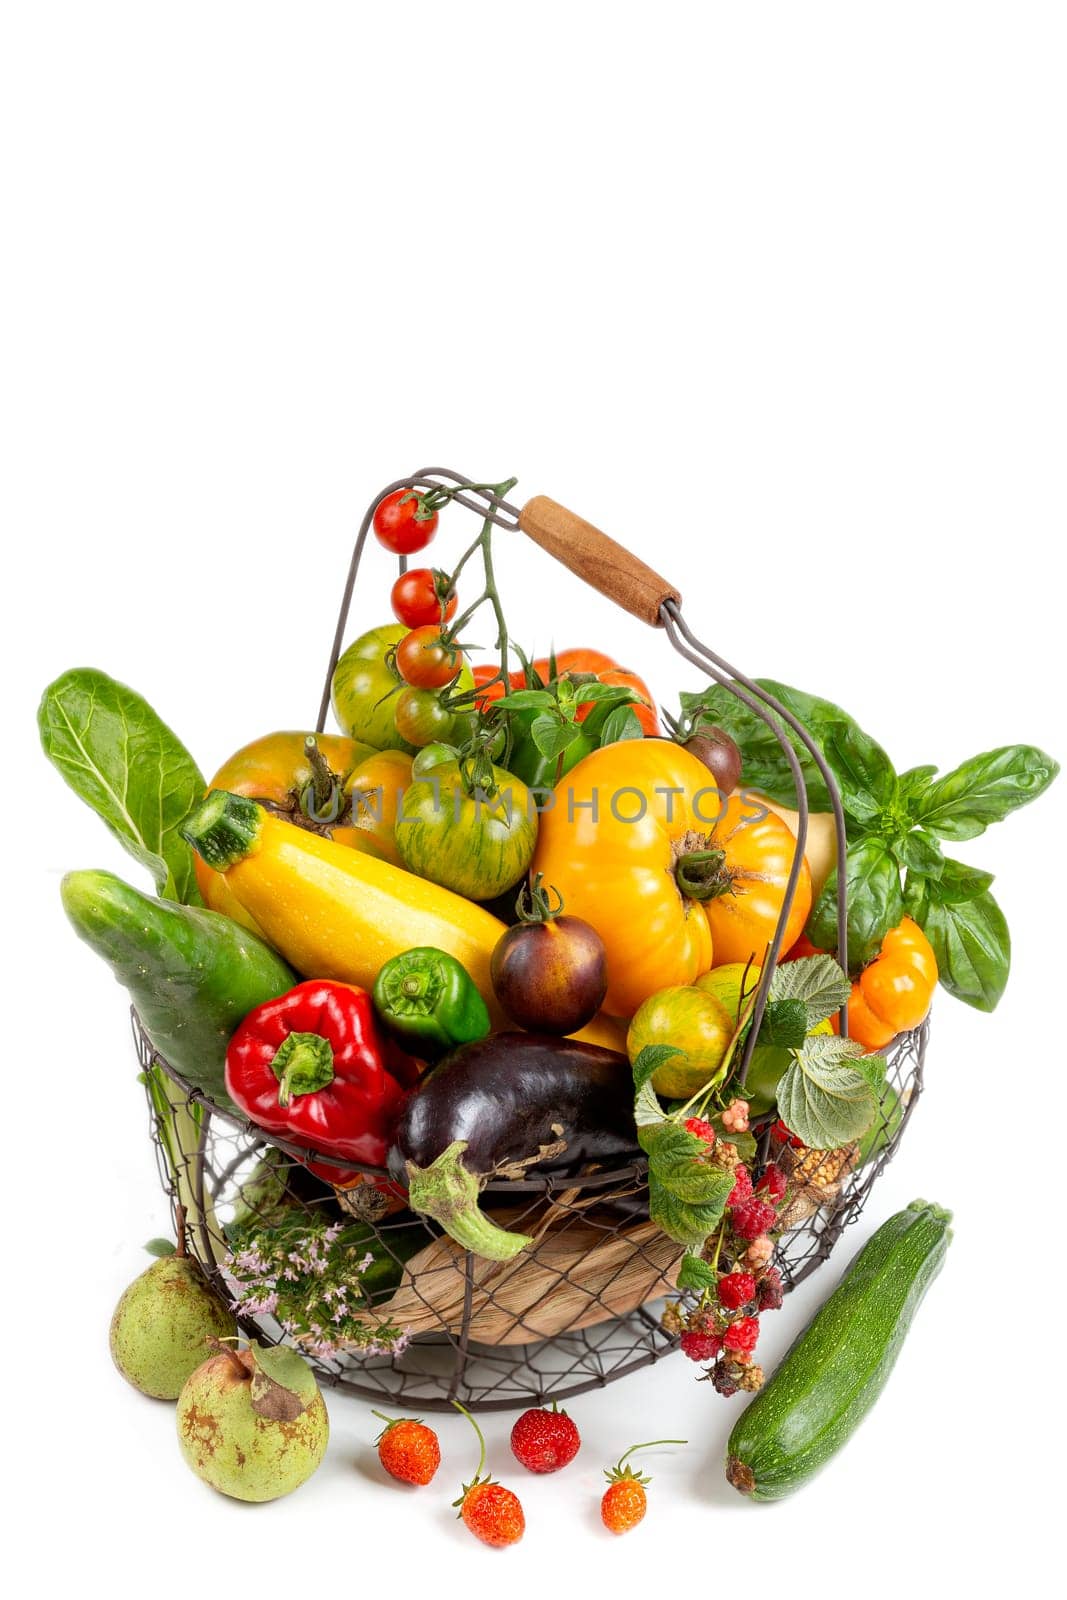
225,979,406,1166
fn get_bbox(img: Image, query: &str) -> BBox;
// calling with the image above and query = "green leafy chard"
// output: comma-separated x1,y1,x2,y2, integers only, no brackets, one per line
39,667,205,903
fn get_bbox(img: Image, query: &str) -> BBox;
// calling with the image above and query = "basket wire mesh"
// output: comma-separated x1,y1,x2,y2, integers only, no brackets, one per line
140,468,927,1411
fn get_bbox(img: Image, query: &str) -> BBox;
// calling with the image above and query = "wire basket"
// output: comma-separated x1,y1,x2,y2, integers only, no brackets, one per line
142,468,928,1411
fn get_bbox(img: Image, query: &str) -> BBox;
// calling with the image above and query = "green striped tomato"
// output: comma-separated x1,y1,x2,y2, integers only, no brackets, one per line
395,758,537,900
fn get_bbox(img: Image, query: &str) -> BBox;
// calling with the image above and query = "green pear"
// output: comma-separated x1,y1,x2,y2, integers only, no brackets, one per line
110,1250,237,1400
176,1342,329,1502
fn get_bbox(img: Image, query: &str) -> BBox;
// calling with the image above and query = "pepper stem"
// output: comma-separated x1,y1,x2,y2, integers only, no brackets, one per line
675,848,730,902
271,1031,335,1107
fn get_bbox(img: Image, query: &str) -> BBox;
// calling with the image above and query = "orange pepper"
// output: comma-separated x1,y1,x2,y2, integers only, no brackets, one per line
843,917,938,1050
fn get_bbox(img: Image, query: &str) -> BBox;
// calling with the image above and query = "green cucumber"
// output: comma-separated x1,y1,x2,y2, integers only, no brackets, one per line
726,1199,952,1500
61,868,295,1106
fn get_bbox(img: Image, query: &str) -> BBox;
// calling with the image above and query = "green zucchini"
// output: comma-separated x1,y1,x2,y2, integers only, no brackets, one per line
726,1199,952,1500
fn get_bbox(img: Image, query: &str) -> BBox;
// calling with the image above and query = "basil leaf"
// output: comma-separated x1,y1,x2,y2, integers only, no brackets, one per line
917,856,995,904
898,764,939,807
892,828,944,877
821,718,898,827
597,705,645,746
757,998,809,1049
808,836,904,971
38,668,204,903
769,952,852,1027
915,745,1059,841
776,1036,878,1148
529,715,584,759
908,879,1011,1011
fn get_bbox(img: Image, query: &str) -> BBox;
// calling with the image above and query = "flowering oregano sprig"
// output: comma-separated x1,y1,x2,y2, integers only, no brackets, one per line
226,1217,410,1361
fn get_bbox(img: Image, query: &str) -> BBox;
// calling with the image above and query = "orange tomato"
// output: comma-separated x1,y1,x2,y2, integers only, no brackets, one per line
336,749,415,866
703,795,813,969
532,742,808,1017
195,730,376,930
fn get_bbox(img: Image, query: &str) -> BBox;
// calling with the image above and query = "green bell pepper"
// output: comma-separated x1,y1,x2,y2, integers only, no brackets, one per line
373,946,491,1059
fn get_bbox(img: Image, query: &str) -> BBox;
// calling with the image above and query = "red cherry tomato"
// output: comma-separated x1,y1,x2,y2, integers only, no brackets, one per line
396,626,465,690
373,490,439,555
391,568,457,629
394,687,455,747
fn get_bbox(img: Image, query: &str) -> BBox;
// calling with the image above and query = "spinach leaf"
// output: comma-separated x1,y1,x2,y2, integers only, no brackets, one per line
776,1035,878,1148
38,668,204,903
808,836,904,970
915,746,1059,841
677,681,833,810
906,876,1011,1011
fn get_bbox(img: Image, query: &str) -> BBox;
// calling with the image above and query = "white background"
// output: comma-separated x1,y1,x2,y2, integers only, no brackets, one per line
3,4,1065,1595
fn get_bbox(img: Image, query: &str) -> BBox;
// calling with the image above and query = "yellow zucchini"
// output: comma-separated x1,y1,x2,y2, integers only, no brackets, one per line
183,791,624,1050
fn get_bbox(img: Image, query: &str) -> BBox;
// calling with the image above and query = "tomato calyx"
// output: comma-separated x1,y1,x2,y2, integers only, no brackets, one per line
674,835,732,903
297,735,347,826
514,872,565,925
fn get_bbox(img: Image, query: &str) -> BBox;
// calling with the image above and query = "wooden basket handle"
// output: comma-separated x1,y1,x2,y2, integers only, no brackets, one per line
517,495,681,627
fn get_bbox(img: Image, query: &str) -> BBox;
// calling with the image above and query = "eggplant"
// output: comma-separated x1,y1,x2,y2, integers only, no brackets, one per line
388,1033,639,1261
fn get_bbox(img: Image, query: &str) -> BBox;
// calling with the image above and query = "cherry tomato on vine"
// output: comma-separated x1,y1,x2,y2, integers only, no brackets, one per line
396,627,465,690
373,490,439,555
394,687,455,747
391,568,458,629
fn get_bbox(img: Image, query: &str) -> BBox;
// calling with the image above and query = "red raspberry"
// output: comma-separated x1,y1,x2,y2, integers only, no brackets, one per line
684,1117,716,1146
757,1163,787,1201
728,1166,753,1207
758,1266,785,1311
710,1362,739,1397
717,1272,757,1310
772,1119,805,1150
724,1316,760,1354
679,1328,723,1362
730,1198,778,1241
510,1404,581,1473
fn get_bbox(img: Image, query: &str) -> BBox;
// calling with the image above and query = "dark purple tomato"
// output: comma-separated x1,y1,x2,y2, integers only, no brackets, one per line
684,724,742,794
490,916,608,1035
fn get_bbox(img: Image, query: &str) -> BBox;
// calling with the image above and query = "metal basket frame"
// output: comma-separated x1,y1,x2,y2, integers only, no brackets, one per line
143,467,927,1411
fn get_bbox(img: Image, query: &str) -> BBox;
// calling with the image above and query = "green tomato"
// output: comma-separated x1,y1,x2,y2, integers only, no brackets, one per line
332,624,474,753
395,758,538,900
627,985,733,1099
695,963,831,1115
394,688,455,748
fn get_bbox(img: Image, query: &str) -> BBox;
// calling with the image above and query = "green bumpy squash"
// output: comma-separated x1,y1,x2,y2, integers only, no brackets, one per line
61,869,295,1107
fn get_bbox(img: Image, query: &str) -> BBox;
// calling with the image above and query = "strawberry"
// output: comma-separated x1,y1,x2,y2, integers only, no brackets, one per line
453,1402,524,1548
459,1480,526,1547
600,1439,686,1535
510,1402,581,1473
372,1411,440,1486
